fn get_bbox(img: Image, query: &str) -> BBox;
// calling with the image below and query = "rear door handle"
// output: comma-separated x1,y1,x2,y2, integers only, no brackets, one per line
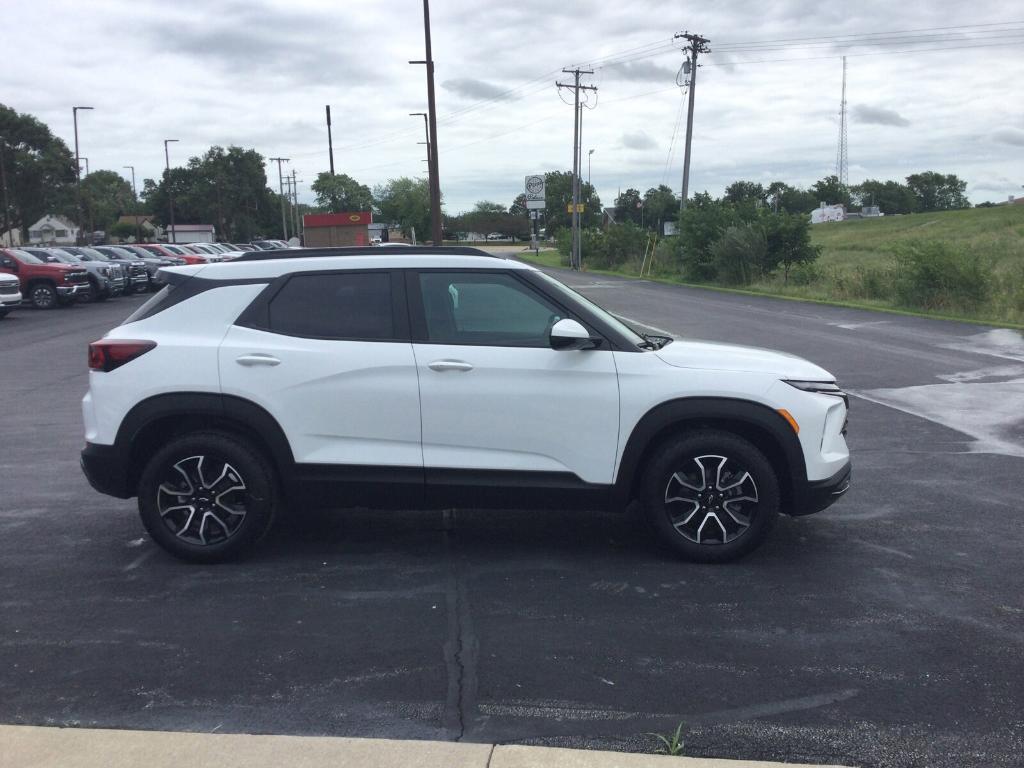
236,354,281,367
428,360,473,372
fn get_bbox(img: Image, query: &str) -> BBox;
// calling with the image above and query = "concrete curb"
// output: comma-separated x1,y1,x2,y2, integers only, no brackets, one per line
1,725,852,768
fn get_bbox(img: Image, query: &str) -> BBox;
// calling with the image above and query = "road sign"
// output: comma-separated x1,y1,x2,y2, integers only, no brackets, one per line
566,203,585,213
525,174,545,210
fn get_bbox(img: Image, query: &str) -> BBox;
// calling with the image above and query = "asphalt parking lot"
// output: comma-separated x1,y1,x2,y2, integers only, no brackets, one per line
1,273,1022,768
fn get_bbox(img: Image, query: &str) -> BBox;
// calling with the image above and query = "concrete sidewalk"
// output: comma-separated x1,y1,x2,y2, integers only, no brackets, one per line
2,725,851,767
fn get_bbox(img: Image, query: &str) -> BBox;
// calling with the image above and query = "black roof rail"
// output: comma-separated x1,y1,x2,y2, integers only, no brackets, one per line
234,245,502,262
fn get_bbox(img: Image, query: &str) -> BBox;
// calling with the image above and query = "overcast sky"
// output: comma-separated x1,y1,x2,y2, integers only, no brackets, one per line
3,0,1023,213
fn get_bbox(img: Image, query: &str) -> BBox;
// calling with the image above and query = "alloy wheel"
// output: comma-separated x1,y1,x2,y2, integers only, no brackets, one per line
663,454,759,545
156,455,248,545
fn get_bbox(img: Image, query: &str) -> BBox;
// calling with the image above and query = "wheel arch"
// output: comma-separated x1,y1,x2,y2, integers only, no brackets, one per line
116,393,294,497
615,397,807,514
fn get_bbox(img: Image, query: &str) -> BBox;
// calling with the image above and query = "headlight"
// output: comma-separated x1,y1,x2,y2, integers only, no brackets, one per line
784,380,849,426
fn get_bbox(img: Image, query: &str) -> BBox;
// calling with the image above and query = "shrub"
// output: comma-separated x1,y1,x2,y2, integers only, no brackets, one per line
555,229,573,266
711,224,767,285
597,222,646,270
892,241,991,312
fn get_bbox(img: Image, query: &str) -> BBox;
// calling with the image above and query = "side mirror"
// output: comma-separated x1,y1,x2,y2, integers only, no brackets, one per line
550,318,599,350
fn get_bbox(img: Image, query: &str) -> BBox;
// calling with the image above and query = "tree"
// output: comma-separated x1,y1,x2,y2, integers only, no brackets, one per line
811,175,851,209
542,171,601,236
0,103,76,238
676,192,738,280
615,188,643,226
310,172,373,212
851,179,917,214
509,193,528,218
766,182,818,215
374,176,433,240
905,172,970,212
80,170,134,232
642,185,679,231
724,180,767,208
760,210,820,284
143,146,281,240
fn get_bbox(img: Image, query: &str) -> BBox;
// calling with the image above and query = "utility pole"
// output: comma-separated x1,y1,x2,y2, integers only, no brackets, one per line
73,106,93,244
164,138,179,243
269,157,290,240
557,68,596,270
674,32,710,215
123,165,140,242
409,0,442,245
325,105,335,175
290,169,302,242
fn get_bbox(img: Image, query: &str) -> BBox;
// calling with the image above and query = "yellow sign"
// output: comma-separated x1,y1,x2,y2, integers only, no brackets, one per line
566,203,585,213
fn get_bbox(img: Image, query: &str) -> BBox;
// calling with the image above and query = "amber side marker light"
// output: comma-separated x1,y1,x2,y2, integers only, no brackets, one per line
777,409,800,434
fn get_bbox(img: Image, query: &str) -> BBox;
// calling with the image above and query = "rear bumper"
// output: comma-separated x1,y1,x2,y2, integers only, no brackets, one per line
81,442,133,499
791,460,851,517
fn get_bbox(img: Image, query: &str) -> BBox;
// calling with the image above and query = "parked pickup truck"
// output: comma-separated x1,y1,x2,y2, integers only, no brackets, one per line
23,247,125,303
0,248,89,308
0,272,21,317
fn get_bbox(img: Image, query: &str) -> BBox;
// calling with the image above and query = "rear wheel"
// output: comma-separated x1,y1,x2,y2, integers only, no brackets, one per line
641,430,779,563
137,431,278,563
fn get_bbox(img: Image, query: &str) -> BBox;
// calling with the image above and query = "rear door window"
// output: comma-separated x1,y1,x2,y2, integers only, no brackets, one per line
267,272,395,340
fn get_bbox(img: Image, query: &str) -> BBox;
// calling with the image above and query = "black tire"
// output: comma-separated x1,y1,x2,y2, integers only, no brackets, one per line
29,282,57,309
641,430,779,563
137,431,279,563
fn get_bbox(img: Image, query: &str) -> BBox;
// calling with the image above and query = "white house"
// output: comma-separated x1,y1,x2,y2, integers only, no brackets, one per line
166,224,215,243
28,214,80,245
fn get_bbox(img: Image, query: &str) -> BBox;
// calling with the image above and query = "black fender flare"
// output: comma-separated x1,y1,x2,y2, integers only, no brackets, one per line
115,392,295,492
612,397,808,511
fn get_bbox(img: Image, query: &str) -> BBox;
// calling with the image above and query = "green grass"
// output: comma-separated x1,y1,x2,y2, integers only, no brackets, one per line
522,206,1024,328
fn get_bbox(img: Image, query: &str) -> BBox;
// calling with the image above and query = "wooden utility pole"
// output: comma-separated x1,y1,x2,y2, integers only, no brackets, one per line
557,68,596,270
674,32,710,215
270,157,290,240
410,0,443,245
0,140,11,242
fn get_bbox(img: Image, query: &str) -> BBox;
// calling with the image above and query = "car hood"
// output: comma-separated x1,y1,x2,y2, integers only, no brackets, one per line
654,338,833,379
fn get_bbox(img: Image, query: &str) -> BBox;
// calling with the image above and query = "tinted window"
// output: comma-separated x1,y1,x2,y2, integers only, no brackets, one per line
418,272,561,346
268,272,394,340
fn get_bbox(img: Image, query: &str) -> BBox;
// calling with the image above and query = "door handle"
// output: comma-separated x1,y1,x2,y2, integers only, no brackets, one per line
428,360,473,372
236,354,281,367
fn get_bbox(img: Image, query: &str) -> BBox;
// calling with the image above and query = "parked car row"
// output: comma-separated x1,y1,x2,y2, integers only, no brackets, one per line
0,241,288,313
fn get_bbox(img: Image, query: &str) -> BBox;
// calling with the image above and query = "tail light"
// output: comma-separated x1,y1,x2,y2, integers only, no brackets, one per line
88,339,157,372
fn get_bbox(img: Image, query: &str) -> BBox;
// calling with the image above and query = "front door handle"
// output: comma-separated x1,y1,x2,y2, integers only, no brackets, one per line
236,354,281,367
428,360,474,372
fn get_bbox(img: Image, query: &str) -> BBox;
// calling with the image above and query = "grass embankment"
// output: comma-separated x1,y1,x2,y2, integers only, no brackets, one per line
522,205,1024,328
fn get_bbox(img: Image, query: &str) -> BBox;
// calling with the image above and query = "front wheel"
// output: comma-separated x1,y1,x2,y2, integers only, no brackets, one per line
30,283,57,309
641,430,779,563
137,431,278,563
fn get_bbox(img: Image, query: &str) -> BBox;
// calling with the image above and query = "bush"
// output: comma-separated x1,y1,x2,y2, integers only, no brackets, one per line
595,222,645,270
711,224,767,285
893,241,991,312
555,229,573,266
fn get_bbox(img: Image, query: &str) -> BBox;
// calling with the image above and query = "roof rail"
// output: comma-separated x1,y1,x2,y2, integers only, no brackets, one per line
234,245,502,262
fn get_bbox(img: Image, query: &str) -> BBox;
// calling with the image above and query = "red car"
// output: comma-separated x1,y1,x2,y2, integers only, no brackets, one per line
136,243,208,266
0,247,90,308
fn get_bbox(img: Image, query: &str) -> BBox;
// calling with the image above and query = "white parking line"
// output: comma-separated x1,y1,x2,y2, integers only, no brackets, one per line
122,548,156,572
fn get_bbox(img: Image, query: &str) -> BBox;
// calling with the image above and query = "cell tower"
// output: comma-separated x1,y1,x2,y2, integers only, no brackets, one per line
835,56,849,188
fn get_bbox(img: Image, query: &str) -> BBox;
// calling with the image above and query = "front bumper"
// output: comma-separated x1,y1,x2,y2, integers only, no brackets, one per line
0,292,22,308
57,284,87,297
791,460,851,516
81,442,133,499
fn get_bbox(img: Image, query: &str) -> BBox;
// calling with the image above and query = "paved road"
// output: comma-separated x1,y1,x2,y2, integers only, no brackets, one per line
1,275,1022,768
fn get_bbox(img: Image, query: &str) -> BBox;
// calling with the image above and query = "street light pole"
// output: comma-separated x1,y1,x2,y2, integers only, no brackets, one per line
164,139,179,243
72,106,93,245
124,165,140,242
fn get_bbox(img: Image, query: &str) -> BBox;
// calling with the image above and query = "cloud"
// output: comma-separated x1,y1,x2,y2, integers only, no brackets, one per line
852,105,911,127
992,127,1024,147
621,131,657,150
603,60,678,82
442,78,517,101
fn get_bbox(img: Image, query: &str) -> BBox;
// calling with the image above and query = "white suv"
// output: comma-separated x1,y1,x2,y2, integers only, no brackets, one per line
81,246,850,563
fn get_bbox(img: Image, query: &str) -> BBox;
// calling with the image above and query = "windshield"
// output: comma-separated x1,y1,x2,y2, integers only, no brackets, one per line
164,245,188,255
51,252,81,264
102,247,136,259
532,271,648,347
78,247,108,260
12,250,45,264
